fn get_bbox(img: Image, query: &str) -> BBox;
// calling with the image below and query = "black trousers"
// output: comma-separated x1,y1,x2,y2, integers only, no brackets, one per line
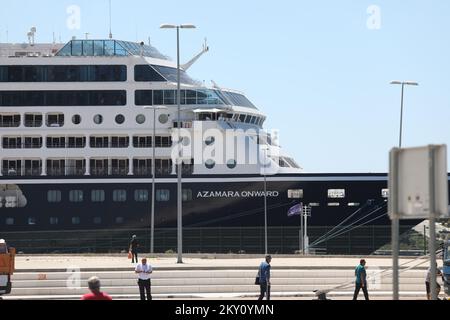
131,250,138,263
353,283,369,300
138,279,152,300
258,283,271,300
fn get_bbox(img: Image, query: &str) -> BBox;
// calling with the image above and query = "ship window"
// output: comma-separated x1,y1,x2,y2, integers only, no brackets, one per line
0,114,20,127
93,114,103,125
67,137,86,148
46,159,65,176
90,136,109,148
205,159,216,170
288,189,304,199
5,218,14,225
134,189,149,202
163,90,176,105
205,137,215,146
113,190,127,202
93,217,102,225
72,217,81,225
227,159,237,169
2,137,22,149
279,158,290,168
24,137,43,149
69,190,84,203
348,203,361,207
0,90,126,106
24,159,42,176
111,159,129,175
72,114,81,125
134,65,166,82
382,189,389,198
115,114,125,125
25,113,42,127
133,136,152,148
50,217,59,225
328,203,340,207
182,189,193,202
309,203,320,207
156,189,170,202
328,189,346,199
46,113,64,127
91,190,105,202
111,136,129,148
2,159,21,176
159,114,169,124
136,114,146,124
47,137,66,148
28,217,37,225
115,217,125,224
47,190,62,203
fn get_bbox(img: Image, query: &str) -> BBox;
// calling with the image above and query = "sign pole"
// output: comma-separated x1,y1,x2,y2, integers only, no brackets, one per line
429,146,438,300
389,148,400,300
300,205,304,255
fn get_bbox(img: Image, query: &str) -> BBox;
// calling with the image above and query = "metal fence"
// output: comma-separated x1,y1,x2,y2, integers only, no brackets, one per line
0,225,422,255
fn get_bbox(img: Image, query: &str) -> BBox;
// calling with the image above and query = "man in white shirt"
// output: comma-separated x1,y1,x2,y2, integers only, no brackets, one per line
135,258,152,300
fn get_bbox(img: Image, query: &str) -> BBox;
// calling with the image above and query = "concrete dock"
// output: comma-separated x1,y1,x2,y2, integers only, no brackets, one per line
2,254,443,300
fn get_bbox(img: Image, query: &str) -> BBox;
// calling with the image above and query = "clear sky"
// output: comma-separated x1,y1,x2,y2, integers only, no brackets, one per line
1,0,449,173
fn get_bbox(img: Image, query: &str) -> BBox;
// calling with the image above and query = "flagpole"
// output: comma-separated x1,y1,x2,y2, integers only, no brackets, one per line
300,203,304,255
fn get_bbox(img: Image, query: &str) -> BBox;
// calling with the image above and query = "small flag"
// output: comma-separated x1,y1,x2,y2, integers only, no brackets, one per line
288,203,303,217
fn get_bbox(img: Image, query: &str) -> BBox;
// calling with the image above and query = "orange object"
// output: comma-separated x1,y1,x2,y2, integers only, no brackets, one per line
127,251,132,260
0,247,15,275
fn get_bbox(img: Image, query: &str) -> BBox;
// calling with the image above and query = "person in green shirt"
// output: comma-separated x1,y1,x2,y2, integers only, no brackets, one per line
353,259,369,300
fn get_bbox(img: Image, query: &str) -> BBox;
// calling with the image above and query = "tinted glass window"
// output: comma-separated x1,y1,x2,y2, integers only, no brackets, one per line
0,65,126,82
134,65,166,82
0,91,126,106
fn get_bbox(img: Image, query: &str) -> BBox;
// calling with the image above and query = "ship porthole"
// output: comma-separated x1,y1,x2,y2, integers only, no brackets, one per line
205,136,215,146
72,114,81,125
136,114,146,124
227,159,237,169
159,114,169,124
94,114,103,124
205,159,216,169
115,114,125,125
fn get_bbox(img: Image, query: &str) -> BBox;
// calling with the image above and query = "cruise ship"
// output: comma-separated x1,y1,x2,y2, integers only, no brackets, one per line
0,35,448,253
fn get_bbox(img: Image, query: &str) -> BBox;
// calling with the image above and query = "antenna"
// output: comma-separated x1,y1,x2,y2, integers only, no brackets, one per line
53,32,56,44
85,32,90,40
148,37,151,46
109,0,113,39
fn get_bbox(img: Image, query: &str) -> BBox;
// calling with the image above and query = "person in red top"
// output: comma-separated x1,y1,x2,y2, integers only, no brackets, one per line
81,276,112,300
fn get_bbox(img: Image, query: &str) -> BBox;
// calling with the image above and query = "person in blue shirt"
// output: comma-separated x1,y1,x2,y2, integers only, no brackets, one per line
353,259,369,300
258,255,272,300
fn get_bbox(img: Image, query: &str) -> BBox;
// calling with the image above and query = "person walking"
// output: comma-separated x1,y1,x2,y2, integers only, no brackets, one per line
353,259,369,300
81,276,112,300
425,262,442,300
129,235,139,264
257,255,272,301
135,258,152,300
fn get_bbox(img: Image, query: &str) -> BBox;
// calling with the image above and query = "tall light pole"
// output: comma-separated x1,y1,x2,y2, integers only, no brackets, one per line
160,23,196,264
143,105,168,254
390,81,419,148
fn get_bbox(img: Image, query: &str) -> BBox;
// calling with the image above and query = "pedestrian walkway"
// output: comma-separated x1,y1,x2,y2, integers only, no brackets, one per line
2,254,442,300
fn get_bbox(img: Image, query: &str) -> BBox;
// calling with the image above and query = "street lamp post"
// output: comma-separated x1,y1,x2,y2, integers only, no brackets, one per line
161,24,196,264
143,105,168,254
390,81,419,148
